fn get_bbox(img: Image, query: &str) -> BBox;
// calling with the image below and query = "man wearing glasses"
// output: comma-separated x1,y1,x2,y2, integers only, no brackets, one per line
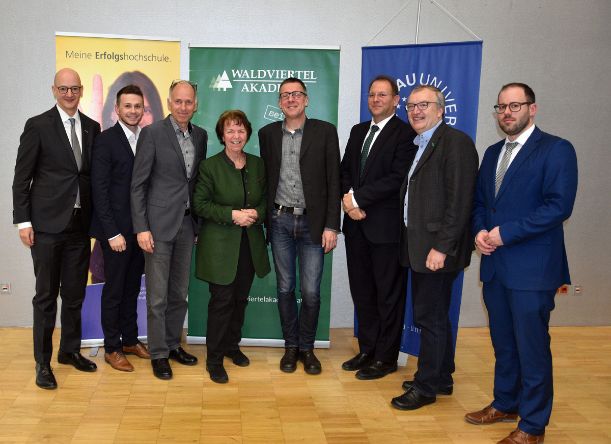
131,80,207,379
466,83,577,443
340,75,416,380
258,77,341,375
12,68,101,389
391,85,478,410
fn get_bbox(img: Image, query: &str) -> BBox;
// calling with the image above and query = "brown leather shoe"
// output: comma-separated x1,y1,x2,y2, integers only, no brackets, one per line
105,351,134,372
123,342,150,359
465,404,518,425
497,428,545,443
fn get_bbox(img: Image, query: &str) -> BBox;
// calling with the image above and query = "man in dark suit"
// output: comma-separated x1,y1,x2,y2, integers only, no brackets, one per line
259,77,341,375
90,85,150,372
391,85,478,410
12,68,101,389
340,75,416,379
466,83,577,443
131,80,207,380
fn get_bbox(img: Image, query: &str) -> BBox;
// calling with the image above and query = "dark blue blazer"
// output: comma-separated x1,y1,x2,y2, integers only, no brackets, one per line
472,126,578,291
90,122,137,240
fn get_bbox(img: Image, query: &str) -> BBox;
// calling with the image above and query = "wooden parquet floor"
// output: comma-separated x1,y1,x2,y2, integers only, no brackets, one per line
0,327,610,443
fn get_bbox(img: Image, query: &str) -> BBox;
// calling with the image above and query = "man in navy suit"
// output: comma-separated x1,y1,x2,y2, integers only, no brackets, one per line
13,68,101,389
90,85,150,372
466,83,578,443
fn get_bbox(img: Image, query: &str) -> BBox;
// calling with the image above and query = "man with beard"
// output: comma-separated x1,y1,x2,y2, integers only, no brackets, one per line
466,83,578,443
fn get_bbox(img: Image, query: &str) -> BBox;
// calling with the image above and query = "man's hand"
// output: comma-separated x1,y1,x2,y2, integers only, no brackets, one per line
109,234,126,252
321,229,338,254
347,208,367,221
475,230,496,255
426,248,447,272
137,231,154,253
487,226,504,247
342,193,355,212
18,227,35,247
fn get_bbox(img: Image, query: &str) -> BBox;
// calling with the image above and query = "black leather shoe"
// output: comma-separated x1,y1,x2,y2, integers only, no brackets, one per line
342,352,373,371
391,387,436,410
356,360,397,380
57,351,97,372
35,363,57,390
280,347,298,373
151,358,173,380
206,363,229,383
299,350,322,375
169,347,198,366
402,379,453,395
225,349,250,367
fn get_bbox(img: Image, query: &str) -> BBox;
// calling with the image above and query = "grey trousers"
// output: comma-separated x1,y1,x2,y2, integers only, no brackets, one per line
144,216,195,359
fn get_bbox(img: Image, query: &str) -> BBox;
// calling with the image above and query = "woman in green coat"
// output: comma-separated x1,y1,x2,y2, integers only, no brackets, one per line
193,110,270,384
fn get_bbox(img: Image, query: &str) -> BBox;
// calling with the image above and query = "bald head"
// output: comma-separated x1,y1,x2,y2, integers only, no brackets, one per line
52,68,83,115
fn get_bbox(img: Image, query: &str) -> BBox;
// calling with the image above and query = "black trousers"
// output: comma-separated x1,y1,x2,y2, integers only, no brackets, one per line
30,211,90,364
206,232,255,364
345,226,406,363
100,235,145,353
411,269,458,397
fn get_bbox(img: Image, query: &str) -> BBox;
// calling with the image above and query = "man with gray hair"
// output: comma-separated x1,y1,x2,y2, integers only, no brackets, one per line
391,84,478,410
131,80,207,379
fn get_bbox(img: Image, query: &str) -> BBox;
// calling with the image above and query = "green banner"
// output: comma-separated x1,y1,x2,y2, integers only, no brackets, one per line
187,46,340,347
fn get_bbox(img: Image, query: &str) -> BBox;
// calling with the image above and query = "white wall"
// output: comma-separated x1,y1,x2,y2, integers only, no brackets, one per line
1,0,610,327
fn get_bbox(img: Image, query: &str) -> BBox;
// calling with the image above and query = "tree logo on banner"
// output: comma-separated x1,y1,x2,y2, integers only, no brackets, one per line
397,73,459,127
209,70,233,91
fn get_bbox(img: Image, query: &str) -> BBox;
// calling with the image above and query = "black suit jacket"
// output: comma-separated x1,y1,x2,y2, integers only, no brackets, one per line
90,122,138,240
258,118,341,243
340,115,416,244
13,106,101,232
400,122,479,272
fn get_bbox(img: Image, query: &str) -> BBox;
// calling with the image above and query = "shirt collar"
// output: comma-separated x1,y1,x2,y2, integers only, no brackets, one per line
56,104,80,124
282,118,305,134
505,123,536,147
414,119,442,147
169,115,192,136
370,114,394,132
118,120,140,142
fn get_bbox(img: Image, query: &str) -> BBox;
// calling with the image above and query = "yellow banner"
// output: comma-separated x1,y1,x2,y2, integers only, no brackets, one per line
56,33,180,130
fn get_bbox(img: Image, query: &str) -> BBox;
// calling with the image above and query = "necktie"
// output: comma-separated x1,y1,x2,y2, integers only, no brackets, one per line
360,125,379,174
69,118,82,171
495,141,518,196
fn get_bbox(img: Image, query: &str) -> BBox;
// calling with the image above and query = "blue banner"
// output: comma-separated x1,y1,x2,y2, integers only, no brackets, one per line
360,41,482,356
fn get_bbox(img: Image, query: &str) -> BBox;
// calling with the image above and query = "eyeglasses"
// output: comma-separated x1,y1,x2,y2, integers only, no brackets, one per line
170,79,198,93
406,101,437,112
279,91,307,100
56,85,82,95
493,102,532,114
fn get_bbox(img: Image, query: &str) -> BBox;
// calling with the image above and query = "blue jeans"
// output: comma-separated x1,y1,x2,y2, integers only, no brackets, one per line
270,209,324,350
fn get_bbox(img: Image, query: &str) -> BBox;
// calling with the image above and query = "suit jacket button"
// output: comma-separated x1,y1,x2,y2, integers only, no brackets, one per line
492,208,496,213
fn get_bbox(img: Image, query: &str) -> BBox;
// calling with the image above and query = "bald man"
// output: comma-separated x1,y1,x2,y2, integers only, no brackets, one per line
13,68,101,389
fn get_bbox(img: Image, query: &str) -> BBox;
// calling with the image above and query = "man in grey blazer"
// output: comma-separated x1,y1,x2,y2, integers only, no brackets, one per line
131,80,207,380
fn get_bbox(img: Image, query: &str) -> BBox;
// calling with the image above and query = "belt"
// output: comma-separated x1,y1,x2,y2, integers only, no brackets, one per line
274,203,306,215
184,208,191,216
